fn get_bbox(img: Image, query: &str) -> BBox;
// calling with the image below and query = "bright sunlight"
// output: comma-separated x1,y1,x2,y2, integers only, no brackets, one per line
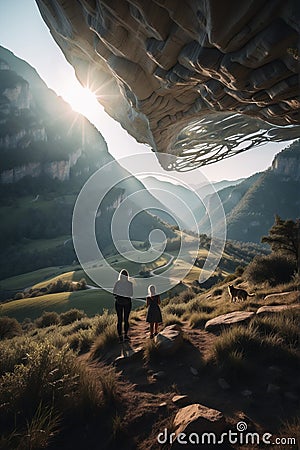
64,86,100,118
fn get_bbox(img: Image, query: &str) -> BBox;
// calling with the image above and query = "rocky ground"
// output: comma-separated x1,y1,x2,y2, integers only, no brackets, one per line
66,292,300,450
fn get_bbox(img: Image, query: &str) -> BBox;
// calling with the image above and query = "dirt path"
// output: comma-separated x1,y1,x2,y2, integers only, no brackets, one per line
128,315,217,361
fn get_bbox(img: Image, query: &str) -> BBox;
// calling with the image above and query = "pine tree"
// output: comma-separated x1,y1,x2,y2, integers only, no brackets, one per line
261,215,300,272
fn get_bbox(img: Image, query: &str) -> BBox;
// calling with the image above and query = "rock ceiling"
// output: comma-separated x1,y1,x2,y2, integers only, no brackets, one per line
36,0,300,170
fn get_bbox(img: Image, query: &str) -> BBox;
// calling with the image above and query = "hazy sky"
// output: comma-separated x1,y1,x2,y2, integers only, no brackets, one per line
0,0,292,183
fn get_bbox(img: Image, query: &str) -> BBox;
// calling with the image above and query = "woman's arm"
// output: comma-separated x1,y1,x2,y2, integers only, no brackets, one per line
157,295,161,305
146,296,150,307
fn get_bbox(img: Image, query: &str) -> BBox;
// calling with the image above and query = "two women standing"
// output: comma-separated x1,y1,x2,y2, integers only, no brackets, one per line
113,271,162,342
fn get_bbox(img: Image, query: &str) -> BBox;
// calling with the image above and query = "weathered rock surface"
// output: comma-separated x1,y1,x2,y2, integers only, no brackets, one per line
172,395,190,407
36,0,300,170
172,404,226,447
155,324,183,354
256,304,300,316
205,311,255,332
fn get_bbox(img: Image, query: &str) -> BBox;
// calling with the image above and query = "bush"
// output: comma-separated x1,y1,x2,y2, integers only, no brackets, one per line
35,311,60,328
0,317,22,339
189,312,212,329
163,303,186,317
244,253,296,286
59,309,86,325
0,339,104,448
14,292,24,300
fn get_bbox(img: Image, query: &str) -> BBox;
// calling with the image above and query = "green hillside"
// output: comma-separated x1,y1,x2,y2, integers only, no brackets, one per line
0,289,143,322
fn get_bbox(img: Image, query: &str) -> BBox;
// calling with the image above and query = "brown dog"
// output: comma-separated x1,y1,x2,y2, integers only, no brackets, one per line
228,285,255,302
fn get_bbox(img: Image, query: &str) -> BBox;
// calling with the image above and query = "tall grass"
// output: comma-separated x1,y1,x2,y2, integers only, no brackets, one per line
209,310,300,382
0,337,104,449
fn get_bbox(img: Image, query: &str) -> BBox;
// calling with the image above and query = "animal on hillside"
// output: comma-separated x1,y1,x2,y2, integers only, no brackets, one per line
228,285,255,302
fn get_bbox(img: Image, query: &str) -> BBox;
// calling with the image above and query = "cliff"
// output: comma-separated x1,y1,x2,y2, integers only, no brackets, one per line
271,140,300,180
0,48,111,184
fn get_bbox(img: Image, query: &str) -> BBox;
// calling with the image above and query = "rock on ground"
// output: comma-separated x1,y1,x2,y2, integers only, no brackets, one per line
171,403,226,448
155,324,183,355
256,304,300,316
205,311,255,333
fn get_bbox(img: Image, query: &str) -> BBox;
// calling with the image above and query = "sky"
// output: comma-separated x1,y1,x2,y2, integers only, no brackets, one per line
0,0,292,183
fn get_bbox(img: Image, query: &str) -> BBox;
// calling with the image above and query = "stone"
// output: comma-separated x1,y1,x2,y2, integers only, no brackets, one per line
256,304,300,316
36,1,300,171
159,402,167,408
218,378,230,390
172,404,226,446
172,395,190,407
153,371,166,380
205,311,255,333
155,324,183,355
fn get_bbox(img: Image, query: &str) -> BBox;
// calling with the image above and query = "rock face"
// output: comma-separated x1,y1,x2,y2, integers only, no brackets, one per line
205,311,255,333
271,143,300,180
0,52,107,184
172,404,226,448
36,0,300,170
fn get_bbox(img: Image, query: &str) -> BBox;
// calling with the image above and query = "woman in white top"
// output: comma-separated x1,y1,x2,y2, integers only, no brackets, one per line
113,269,133,343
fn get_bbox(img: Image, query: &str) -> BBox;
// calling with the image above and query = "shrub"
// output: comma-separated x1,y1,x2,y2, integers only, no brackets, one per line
0,317,22,339
189,312,212,329
14,292,24,300
59,309,86,325
163,303,186,317
212,288,223,296
35,311,60,328
69,329,94,354
90,324,118,359
0,339,104,448
186,299,214,314
245,253,296,286
162,313,183,327
94,310,116,336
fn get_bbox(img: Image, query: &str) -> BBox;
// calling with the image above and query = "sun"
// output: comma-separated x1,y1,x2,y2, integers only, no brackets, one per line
65,86,100,118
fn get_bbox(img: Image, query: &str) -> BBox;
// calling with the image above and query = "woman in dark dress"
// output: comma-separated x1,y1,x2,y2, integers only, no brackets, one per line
146,284,162,339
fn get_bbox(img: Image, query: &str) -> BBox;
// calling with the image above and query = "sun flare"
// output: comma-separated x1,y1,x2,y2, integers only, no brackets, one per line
66,86,99,117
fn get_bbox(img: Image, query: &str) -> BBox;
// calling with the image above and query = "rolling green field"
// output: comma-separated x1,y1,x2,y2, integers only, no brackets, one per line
0,289,144,322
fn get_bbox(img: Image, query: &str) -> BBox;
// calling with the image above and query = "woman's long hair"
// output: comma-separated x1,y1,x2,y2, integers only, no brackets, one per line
118,269,129,281
148,285,156,296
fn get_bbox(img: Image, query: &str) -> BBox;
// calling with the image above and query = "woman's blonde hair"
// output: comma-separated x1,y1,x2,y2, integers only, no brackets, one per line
118,269,129,280
148,285,156,296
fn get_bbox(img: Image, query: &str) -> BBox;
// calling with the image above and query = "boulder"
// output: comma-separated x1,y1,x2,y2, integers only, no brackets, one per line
256,304,300,316
155,324,183,355
205,311,255,333
172,404,226,448
172,395,190,407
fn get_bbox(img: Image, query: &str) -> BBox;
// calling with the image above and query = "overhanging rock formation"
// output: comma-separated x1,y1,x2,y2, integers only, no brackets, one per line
36,0,300,170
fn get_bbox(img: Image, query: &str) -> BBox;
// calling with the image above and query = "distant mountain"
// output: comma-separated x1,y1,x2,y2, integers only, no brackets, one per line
201,141,300,243
0,47,175,279
140,176,244,230
192,178,245,198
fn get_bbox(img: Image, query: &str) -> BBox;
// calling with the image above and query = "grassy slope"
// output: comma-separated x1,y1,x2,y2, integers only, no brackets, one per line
0,289,143,321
